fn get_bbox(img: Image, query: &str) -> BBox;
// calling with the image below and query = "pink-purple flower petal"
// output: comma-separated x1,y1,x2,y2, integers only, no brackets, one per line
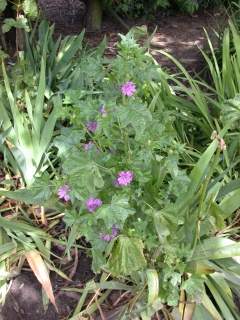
86,197,102,212
120,81,136,97
117,171,134,186
57,185,71,202
100,225,120,242
86,121,98,133
83,141,94,151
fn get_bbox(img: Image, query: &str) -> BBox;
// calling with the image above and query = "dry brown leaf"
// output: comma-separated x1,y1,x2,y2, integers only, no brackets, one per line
25,250,58,311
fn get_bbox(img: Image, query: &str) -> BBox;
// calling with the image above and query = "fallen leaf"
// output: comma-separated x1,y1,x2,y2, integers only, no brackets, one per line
25,250,58,311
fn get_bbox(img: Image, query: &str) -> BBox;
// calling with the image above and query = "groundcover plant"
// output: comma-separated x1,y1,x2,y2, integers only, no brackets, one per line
0,23,240,320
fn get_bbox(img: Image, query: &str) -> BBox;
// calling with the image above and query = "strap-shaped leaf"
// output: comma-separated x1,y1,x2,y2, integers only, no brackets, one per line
192,237,240,261
34,57,46,138
25,250,57,310
219,188,240,218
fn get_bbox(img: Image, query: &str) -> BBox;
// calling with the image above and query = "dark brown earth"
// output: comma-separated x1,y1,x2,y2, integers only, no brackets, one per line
0,9,227,320
52,8,226,72
0,251,93,320
86,10,225,73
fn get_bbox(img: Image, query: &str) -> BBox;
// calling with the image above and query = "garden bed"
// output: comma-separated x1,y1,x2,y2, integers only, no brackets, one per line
1,6,240,320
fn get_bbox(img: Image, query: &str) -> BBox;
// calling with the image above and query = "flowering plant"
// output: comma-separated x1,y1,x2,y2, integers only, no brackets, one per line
1,27,240,319
41,32,201,308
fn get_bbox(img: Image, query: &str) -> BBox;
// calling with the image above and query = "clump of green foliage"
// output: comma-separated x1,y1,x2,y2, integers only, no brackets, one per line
0,0,38,32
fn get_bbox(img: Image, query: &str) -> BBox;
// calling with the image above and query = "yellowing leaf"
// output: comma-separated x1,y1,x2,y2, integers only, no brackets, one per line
146,269,159,305
25,250,57,311
107,236,146,275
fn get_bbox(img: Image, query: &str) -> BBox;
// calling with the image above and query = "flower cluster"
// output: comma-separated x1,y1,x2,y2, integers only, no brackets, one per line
100,225,120,242
57,170,133,244
58,171,133,206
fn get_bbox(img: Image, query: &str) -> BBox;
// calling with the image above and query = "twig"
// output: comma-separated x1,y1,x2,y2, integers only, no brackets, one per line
85,274,111,311
113,291,130,307
94,291,106,320
156,312,161,320
86,288,101,311
40,206,48,226
32,209,39,224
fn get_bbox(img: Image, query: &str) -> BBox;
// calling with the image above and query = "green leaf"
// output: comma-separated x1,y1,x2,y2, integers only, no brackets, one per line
172,140,218,214
0,181,52,205
189,140,218,193
153,211,171,243
200,292,223,320
86,280,135,291
193,304,219,320
23,0,38,18
53,127,84,157
39,97,59,155
208,203,225,230
0,242,16,256
2,17,30,33
205,276,238,320
146,269,159,305
0,0,7,12
91,249,106,274
192,238,240,261
96,196,135,228
181,276,205,300
107,236,147,275
34,57,46,138
63,153,104,193
117,103,152,140
0,216,47,236
219,188,240,218
1,57,59,185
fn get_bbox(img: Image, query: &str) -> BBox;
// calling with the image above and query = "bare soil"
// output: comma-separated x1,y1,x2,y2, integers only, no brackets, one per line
54,9,226,72
0,252,93,320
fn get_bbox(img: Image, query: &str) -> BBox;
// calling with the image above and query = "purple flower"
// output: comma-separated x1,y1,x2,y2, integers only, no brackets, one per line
86,197,102,213
57,185,71,202
120,81,136,97
100,225,120,242
99,105,107,117
83,141,94,151
86,121,98,133
111,225,120,237
100,234,112,242
117,171,134,186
